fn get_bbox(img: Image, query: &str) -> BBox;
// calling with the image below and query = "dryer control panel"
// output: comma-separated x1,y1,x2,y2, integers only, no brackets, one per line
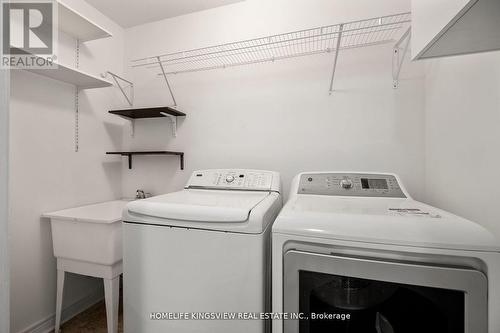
186,169,280,192
298,173,406,198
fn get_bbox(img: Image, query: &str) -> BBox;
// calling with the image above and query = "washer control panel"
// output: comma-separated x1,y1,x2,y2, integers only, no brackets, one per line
298,173,406,198
187,169,275,191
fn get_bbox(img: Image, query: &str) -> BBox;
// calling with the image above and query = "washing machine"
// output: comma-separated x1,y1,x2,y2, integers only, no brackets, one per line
272,172,500,333
123,169,282,333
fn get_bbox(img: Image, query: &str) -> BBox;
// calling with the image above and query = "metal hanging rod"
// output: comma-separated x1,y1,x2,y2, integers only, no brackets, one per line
131,12,411,79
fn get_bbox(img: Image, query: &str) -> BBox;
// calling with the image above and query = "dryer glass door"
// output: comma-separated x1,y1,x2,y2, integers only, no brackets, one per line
283,251,487,333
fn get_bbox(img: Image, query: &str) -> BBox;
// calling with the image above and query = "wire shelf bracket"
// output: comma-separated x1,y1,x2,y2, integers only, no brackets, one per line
392,27,411,89
157,56,182,129
328,23,344,94
131,13,411,94
103,71,134,106
157,56,178,107
102,71,136,136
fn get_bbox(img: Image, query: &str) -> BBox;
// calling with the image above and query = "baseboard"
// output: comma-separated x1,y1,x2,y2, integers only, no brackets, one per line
17,287,104,333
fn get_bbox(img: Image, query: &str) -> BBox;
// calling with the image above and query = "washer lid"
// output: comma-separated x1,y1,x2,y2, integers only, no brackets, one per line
126,189,269,223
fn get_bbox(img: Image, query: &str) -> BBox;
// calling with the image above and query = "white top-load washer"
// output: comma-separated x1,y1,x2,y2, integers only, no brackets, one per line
272,172,500,333
123,169,282,333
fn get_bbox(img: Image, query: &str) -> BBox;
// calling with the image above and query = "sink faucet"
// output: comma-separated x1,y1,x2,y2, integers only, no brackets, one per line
135,190,151,199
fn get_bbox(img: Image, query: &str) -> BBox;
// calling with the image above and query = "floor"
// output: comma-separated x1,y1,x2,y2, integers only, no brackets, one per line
60,298,123,333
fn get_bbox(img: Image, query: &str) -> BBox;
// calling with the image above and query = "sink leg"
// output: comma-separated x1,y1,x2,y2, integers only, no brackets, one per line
104,276,120,333
55,269,65,333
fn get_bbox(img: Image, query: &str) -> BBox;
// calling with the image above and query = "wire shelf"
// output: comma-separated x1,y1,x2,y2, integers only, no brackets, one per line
132,12,411,75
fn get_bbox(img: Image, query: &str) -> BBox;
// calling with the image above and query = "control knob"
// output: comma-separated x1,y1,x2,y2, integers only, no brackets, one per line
226,175,235,183
340,179,353,189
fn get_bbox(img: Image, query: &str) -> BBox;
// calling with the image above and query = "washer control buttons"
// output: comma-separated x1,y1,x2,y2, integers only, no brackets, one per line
225,175,235,183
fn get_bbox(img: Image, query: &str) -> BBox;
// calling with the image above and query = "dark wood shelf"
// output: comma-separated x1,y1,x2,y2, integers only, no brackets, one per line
106,151,184,170
109,106,186,119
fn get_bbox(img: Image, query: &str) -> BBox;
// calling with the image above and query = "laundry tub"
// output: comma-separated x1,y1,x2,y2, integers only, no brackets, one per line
44,200,130,333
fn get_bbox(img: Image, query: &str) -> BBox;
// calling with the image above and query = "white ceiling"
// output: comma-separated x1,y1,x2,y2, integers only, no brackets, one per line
86,0,244,28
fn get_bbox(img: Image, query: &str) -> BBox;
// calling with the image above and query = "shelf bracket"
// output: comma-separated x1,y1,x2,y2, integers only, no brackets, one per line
127,154,133,169
328,23,344,94
157,56,178,107
392,27,411,89
116,115,135,137
107,152,185,170
160,112,178,137
104,71,134,106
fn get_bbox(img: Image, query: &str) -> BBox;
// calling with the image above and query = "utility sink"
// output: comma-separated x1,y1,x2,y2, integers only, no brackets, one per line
43,200,130,265
43,199,130,333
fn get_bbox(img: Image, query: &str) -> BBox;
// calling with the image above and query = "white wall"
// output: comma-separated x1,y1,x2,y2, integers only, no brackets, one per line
6,0,499,330
122,0,426,200
0,68,10,333
424,51,500,231
8,1,126,332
